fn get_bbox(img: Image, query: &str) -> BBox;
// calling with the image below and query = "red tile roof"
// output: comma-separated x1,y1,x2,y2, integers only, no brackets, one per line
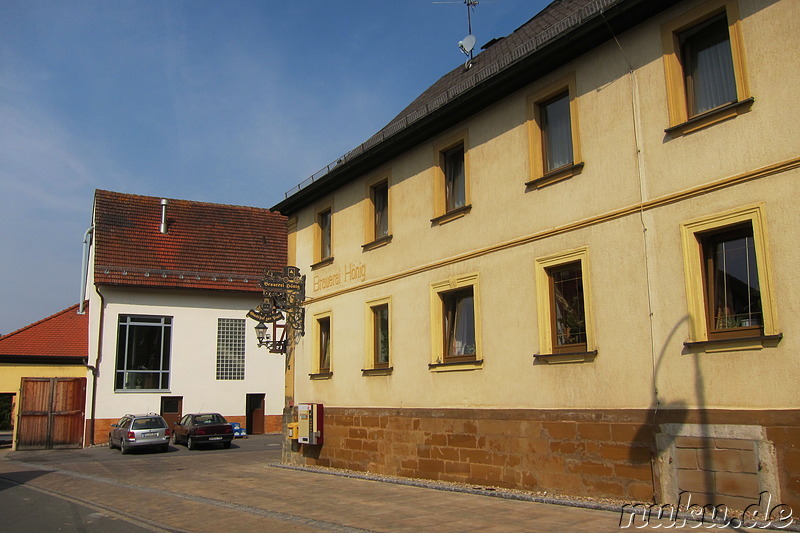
93,190,287,293
0,303,88,359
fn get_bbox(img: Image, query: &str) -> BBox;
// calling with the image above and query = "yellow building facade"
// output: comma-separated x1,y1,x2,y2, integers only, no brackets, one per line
275,0,799,511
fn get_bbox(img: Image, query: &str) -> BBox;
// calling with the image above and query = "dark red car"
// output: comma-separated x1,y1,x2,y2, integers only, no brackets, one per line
172,413,234,450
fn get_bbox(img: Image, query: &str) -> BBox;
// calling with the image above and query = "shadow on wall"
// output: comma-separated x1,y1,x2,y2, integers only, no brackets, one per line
629,316,690,501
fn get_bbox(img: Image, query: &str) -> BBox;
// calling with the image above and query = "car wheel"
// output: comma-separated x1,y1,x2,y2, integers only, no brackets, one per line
187,436,195,450
108,435,116,449
223,441,231,449
120,439,129,455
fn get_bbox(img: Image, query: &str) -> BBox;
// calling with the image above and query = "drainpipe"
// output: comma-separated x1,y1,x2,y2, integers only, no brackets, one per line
88,284,105,446
78,227,93,314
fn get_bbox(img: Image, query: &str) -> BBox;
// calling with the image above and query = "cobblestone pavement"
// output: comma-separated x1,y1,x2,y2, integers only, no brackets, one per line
0,435,658,532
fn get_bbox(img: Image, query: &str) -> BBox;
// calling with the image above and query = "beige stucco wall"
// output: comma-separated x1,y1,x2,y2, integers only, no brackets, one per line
289,0,798,412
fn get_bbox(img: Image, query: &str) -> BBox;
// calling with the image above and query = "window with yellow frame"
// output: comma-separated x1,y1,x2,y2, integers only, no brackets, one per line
534,247,596,362
680,204,780,350
364,296,391,373
363,176,392,251
310,311,333,377
661,0,752,136
431,132,471,225
312,204,334,269
429,273,482,369
526,74,583,190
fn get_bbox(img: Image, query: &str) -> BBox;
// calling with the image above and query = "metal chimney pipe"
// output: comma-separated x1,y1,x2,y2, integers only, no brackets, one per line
159,199,169,234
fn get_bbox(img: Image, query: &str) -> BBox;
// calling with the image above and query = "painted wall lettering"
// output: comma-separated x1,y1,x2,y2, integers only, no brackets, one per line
312,262,367,292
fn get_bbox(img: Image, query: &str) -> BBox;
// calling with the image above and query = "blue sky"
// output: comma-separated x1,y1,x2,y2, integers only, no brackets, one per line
0,0,549,335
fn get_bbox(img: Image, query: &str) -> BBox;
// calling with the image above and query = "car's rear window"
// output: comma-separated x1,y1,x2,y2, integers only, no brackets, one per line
194,414,227,425
132,417,166,430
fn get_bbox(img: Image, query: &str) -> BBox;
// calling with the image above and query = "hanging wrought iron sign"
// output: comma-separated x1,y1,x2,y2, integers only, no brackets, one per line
248,266,305,354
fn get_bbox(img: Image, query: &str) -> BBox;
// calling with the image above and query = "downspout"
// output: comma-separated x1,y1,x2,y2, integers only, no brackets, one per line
78,227,93,314
88,284,105,446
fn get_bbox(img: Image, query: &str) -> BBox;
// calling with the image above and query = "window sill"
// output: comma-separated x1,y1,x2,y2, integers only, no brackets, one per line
309,372,333,380
533,350,597,364
684,333,782,353
362,234,393,252
526,162,584,190
665,98,754,137
431,204,472,226
114,389,171,393
429,358,482,372
361,367,393,376
310,257,334,270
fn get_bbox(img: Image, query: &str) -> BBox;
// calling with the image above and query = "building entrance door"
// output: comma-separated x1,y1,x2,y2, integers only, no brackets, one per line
160,396,183,430
245,394,265,434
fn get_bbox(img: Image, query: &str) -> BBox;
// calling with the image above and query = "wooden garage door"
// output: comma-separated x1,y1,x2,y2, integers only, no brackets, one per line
17,378,86,450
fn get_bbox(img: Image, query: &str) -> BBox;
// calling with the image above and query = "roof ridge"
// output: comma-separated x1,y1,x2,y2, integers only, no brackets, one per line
95,189,281,214
0,302,84,339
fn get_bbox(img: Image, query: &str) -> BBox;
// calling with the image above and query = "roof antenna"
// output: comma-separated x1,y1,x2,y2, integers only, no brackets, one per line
459,0,478,68
435,0,479,68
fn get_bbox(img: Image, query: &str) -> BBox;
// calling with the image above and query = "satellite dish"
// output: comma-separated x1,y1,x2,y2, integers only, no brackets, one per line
458,34,476,55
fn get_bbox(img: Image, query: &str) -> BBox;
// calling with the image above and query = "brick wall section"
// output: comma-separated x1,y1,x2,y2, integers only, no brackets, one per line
297,408,655,502
290,408,800,508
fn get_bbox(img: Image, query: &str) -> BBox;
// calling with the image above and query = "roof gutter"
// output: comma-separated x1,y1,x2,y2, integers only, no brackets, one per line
272,0,682,216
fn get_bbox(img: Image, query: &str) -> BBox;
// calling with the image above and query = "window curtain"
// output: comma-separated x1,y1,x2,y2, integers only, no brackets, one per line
375,306,389,364
319,322,330,370
445,292,475,357
542,94,573,172
319,212,331,258
445,147,466,211
374,187,388,238
684,15,737,115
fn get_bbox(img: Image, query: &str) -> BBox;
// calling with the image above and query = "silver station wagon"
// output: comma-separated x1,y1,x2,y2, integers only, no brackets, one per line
108,413,171,454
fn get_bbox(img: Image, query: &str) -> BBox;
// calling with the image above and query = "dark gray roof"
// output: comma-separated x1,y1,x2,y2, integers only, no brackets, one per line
381,0,600,136
275,0,681,214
